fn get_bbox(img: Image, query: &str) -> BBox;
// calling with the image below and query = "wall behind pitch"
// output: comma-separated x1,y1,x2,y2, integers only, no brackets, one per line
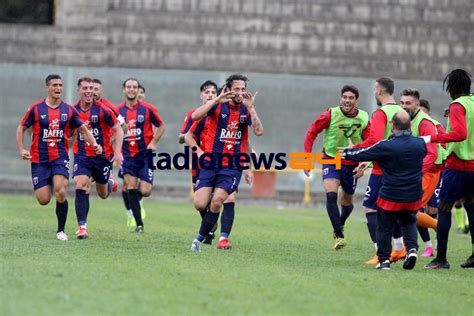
0,63,452,193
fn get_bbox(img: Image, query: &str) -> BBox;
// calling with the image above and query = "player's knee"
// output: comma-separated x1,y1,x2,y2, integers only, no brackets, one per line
194,199,208,211
98,191,109,199
141,189,152,198
37,195,51,205
54,187,67,201
210,199,224,213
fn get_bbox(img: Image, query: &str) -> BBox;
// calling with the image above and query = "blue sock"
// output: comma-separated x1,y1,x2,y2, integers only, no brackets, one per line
220,202,235,238
366,212,377,243
436,209,451,261
393,221,402,239
199,211,219,238
417,226,431,243
122,190,130,210
128,189,143,226
195,234,205,242
326,192,343,237
463,203,474,254
56,200,68,233
75,189,88,226
107,179,113,195
340,204,353,226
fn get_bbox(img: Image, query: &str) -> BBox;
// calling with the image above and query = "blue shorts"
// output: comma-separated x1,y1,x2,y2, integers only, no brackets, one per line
427,175,442,208
194,167,242,195
118,167,124,179
31,158,70,191
363,173,383,210
322,164,357,195
438,168,474,203
73,155,112,184
122,152,154,184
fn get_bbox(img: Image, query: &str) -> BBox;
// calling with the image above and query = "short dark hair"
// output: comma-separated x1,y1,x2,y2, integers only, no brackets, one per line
138,84,146,93
122,78,140,88
200,80,218,92
392,111,411,130
225,73,248,89
419,99,430,111
443,69,471,100
77,77,93,87
341,85,359,99
92,78,102,85
376,77,395,95
45,74,62,86
400,88,420,100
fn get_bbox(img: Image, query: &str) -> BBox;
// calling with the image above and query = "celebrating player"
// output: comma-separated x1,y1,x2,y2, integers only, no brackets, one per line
16,74,102,240
304,85,370,250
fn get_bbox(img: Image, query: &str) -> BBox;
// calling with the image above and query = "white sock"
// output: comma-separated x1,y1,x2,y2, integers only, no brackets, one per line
425,240,433,248
374,243,378,252
394,237,404,251
127,209,133,217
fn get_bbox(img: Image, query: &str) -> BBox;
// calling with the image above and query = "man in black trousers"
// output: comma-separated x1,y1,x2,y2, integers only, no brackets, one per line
342,111,427,270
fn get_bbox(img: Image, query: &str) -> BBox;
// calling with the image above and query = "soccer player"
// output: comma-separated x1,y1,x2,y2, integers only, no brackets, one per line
303,85,370,250
185,74,263,252
347,77,406,264
138,84,146,101
423,69,474,269
92,78,126,128
118,78,165,233
72,77,124,239
343,111,427,270
400,89,445,257
16,74,102,240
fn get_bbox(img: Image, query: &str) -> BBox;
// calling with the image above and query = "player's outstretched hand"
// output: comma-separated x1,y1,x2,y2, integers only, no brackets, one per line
243,169,254,187
242,91,258,109
94,144,103,155
353,162,368,179
20,149,31,160
216,88,235,104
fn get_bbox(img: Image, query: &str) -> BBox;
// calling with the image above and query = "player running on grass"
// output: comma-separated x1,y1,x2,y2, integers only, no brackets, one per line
117,78,165,233
303,85,370,250
72,77,124,239
16,74,102,240
186,74,263,252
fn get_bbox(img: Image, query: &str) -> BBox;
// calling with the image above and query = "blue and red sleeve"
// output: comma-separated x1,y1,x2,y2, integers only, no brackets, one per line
180,109,195,133
304,109,331,153
21,105,36,128
148,105,163,127
69,107,84,129
353,109,387,149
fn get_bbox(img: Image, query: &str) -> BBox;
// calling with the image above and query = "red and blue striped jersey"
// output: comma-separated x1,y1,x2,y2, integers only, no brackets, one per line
118,101,164,158
189,116,207,148
201,103,251,165
21,99,83,163
73,100,118,160
180,108,195,134
99,98,119,117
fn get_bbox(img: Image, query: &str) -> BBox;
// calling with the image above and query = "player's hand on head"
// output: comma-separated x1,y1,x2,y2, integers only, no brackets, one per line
216,88,234,103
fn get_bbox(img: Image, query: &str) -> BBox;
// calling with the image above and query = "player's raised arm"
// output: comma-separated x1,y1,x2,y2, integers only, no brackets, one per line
191,87,234,121
242,91,263,136
16,124,31,160
112,123,124,166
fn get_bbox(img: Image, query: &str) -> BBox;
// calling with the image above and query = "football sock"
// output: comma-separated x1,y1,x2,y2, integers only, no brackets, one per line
75,189,89,226
393,237,404,251
326,192,343,238
340,204,353,226
198,211,219,238
198,207,207,219
374,243,378,252
56,200,68,233
464,203,474,247
436,210,451,262
454,204,465,228
425,240,433,248
417,226,431,243
128,189,143,227
220,202,235,238
107,179,113,195
366,212,377,244
122,190,130,210
416,212,437,230
85,192,90,217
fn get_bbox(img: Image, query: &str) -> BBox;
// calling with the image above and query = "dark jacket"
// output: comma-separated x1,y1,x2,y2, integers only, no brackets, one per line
343,130,427,203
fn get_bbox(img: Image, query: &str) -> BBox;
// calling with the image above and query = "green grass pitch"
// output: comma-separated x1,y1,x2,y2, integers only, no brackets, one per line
1,193,472,315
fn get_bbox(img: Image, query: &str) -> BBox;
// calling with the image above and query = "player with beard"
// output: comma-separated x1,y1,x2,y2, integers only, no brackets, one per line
185,74,263,252
117,78,165,233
